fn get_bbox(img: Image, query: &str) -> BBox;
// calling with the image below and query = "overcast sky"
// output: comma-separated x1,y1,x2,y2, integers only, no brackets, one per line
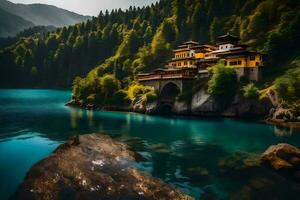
9,0,159,16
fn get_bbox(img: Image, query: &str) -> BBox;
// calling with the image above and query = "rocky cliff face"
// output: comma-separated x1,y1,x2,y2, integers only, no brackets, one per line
141,87,273,118
265,90,300,127
13,134,193,200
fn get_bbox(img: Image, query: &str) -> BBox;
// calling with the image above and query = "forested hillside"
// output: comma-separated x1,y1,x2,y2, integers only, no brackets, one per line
0,0,299,90
0,25,56,48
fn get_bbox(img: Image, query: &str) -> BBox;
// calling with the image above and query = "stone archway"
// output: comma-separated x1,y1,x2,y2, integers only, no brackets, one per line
158,82,181,114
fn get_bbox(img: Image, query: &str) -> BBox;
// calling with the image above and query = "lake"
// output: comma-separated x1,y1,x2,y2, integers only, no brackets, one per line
0,89,299,199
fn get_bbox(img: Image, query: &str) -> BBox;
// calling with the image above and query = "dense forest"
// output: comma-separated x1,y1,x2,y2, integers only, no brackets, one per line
0,0,299,103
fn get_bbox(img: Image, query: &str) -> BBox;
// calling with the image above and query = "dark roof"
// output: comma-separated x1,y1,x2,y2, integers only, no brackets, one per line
183,41,200,45
201,44,218,49
218,49,263,58
173,48,190,52
217,33,240,44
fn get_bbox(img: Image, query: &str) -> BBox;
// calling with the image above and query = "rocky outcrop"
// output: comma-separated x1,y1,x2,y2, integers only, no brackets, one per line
222,93,272,118
13,134,193,200
265,89,300,127
219,151,300,200
191,88,219,115
190,89,272,118
173,100,190,114
66,98,130,112
266,104,300,128
261,143,300,178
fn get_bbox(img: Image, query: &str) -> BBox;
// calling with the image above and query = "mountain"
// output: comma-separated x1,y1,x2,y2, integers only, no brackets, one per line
0,7,33,37
0,0,91,37
0,0,299,93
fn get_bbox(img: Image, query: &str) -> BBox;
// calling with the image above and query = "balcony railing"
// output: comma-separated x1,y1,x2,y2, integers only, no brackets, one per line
137,73,196,81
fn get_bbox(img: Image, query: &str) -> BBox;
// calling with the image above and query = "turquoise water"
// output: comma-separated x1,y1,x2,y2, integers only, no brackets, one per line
0,89,300,199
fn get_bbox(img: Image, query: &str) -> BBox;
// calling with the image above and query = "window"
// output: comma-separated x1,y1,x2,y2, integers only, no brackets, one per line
238,61,242,65
225,61,227,66
184,61,187,65
250,55,255,61
230,61,239,66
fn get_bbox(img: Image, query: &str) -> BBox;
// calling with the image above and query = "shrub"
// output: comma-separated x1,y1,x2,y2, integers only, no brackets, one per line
111,90,130,105
127,83,157,104
99,74,121,104
273,60,300,102
208,61,238,107
86,94,96,103
243,83,259,99
145,90,157,103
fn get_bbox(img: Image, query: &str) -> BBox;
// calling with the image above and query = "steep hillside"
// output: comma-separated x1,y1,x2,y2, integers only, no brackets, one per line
0,7,33,37
0,0,90,36
0,0,299,90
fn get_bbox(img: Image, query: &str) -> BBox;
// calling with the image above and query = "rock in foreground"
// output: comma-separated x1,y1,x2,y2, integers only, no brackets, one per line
261,143,300,179
13,134,193,200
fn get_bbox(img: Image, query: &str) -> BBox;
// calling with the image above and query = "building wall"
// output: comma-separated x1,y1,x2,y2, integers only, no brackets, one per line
234,67,245,80
195,52,205,59
219,43,234,51
169,60,196,68
174,50,191,59
225,54,263,68
246,66,262,81
225,56,247,68
233,66,262,81
246,54,263,67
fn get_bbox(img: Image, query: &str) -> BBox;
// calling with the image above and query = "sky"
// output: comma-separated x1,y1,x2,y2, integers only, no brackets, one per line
9,0,159,16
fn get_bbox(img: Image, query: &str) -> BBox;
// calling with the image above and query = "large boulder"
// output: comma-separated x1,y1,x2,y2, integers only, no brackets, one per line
261,143,300,177
191,88,219,115
13,134,193,200
190,88,272,117
219,151,300,200
222,93,272,117
173,100,190,114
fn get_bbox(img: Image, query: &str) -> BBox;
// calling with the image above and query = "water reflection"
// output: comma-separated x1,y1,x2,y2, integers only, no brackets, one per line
274,125,294,137
0,89,300,199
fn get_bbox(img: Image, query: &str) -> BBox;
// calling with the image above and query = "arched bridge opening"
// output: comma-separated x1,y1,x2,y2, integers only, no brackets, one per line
158,82,181,114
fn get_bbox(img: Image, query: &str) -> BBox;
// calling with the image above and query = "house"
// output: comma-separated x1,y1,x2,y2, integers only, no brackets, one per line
202,33,264,81
137,33,264,93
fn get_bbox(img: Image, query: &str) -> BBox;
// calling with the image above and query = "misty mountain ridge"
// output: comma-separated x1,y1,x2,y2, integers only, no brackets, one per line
0,0,91,37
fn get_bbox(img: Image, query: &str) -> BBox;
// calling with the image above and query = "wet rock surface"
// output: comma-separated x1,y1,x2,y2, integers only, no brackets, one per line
13,134,193,200
261,143,300,178
219,151,300,200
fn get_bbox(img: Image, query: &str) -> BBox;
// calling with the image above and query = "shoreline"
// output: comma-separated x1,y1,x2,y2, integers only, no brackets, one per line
265,119,300,129
66,101,300,129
